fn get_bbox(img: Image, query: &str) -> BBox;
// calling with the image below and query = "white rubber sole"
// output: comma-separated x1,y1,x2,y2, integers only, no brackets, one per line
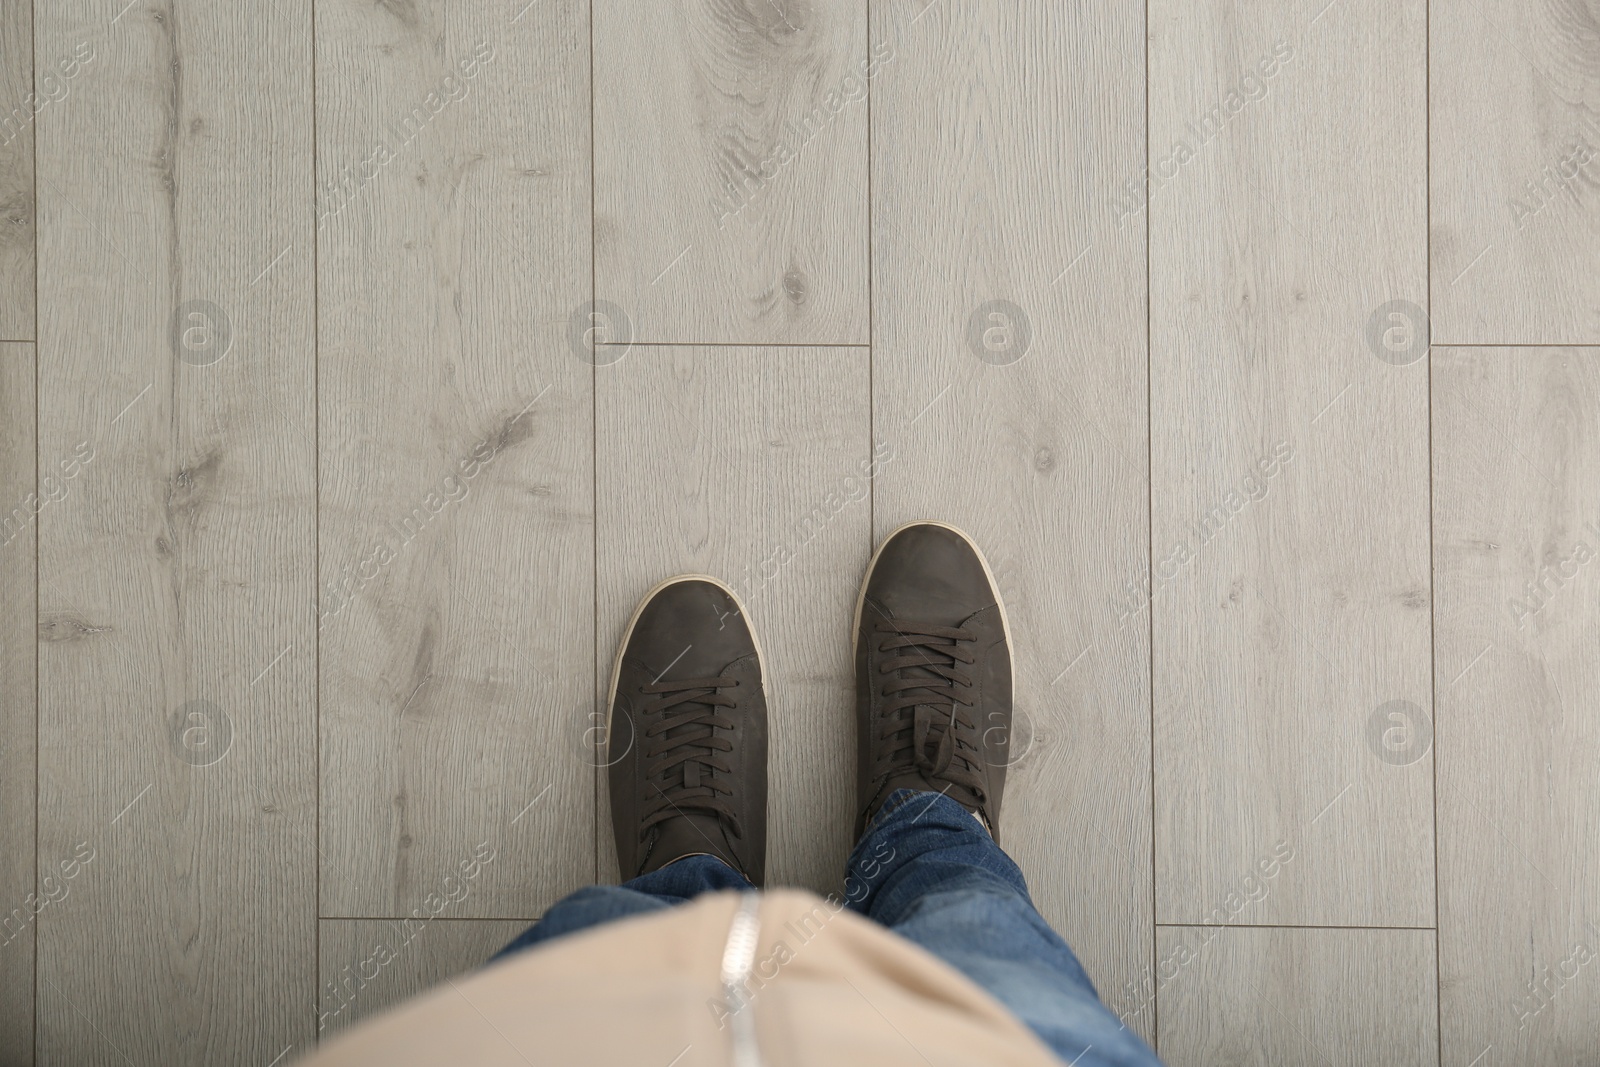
851,519,1015,676
605,573,764,747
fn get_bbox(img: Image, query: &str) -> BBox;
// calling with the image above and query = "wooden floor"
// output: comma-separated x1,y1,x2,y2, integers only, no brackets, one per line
1,1,1597,1064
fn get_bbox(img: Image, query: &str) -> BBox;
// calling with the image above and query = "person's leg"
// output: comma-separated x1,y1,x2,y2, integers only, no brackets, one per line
496,573,769,962
845,788,1161,1066
849,523,1162,1065
492,854,751,961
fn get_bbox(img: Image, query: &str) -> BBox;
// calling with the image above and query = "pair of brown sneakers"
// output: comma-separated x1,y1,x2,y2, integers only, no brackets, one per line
605,521,1014,886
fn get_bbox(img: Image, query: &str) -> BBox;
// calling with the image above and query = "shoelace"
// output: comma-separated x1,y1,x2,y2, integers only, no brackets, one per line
871,620,987,800
639,676,743,840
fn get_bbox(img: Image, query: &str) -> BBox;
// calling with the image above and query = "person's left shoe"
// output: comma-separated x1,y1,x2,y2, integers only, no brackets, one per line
606,575,768,886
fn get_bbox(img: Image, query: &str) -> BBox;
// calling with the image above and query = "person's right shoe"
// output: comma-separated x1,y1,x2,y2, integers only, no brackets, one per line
853,520,1014,841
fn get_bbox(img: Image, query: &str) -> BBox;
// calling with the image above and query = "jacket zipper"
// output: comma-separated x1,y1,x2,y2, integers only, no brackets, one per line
719,891,765,1067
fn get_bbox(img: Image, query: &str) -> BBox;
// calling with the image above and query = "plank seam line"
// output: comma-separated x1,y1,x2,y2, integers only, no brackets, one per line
1426,0,1445,1057
1154,923,1438,931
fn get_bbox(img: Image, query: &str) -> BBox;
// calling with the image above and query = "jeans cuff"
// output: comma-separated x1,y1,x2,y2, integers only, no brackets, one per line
869,787,971,831
623,853,755,899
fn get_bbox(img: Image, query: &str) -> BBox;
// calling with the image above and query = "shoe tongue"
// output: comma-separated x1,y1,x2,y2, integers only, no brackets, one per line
894,613,977,681
641,814,736,875
890,634,959,766
880,772,985,825
654,680,725,784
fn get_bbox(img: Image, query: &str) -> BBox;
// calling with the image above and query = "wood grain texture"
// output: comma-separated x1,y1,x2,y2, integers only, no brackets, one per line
1156,925,1438,1065
1,343,35,1066
870,0,1154,1040
593,0,868,345
1431,0,1600,344
0,0,32,338
0,0,31,337
595,346,870,891
316,0,595,920
33,2,316,1062
1434,347,1600,1067
318,917,527,1037
1149,0,1434,927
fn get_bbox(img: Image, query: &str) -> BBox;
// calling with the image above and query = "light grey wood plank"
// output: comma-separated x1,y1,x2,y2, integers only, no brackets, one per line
0,0,32,338
1,342,36,1066
1431,0,1600,344
594,346,870,891
317,917,527,1038
593,0,868,345
1435,347,1600,1067
33,2,316,1063
1150,0,1434,926
316,0,595,919
870,0,1153,1041
1157,925,1438,1065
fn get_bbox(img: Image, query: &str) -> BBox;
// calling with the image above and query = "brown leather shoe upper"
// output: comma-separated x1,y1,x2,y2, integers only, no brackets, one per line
854,523,1013,841
608,578,768,885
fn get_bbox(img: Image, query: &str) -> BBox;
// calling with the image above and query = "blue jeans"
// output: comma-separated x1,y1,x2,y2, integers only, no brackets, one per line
496,790,1164,1066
